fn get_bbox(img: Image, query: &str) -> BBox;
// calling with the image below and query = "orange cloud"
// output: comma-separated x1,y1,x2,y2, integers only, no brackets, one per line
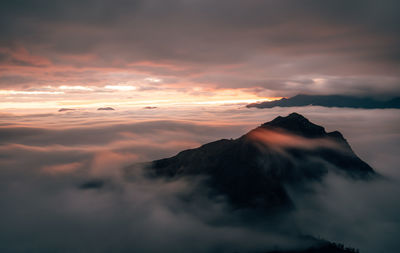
247,128,341,151
42,162,82,174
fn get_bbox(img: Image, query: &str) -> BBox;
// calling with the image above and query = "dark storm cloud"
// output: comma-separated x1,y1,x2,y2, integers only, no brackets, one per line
0,0,399,96
2,0,399,64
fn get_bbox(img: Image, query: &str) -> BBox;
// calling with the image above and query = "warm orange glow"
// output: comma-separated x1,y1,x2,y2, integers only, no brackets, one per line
247,128,341,150
0,85,283,113
41,162,82,174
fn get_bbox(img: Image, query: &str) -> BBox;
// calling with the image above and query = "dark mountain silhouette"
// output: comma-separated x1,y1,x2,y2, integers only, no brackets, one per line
247,94,400,109
266,241,359,253
142,113,375,212
97,107,115,111
58,108,76,112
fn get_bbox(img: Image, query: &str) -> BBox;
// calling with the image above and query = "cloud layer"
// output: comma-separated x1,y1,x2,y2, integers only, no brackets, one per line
0,106,399,252
0,0,399,105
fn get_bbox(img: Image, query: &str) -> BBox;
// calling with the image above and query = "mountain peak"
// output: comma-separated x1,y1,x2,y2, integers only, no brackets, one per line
141,113,375,213
261,112,326,138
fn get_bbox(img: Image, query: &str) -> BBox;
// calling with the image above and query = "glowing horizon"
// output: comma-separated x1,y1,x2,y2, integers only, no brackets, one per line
0,84,283,113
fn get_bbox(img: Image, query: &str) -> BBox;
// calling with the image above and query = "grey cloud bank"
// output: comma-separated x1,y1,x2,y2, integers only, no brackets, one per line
0,106,399,252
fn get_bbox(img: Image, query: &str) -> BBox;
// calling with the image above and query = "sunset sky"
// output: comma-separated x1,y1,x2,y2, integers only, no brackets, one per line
1,1,400,252
1,0,399,111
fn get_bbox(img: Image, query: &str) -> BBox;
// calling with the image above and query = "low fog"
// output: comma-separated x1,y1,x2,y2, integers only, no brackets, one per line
0,106,399,252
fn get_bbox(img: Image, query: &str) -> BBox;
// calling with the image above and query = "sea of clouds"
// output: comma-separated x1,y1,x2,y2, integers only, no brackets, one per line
0,106,399,252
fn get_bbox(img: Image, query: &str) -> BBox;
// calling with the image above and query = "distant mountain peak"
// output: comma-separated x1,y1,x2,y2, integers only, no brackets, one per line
260,112,326,138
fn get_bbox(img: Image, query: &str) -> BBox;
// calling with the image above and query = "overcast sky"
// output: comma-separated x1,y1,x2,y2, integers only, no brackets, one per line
0,0,399,110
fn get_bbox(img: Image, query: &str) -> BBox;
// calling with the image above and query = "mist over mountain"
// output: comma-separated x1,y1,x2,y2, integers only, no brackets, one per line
247,95,400,109
123,112,376,252
143,113,375,213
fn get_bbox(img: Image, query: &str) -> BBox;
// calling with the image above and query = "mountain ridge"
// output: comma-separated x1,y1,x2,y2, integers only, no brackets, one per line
247,94,400,109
